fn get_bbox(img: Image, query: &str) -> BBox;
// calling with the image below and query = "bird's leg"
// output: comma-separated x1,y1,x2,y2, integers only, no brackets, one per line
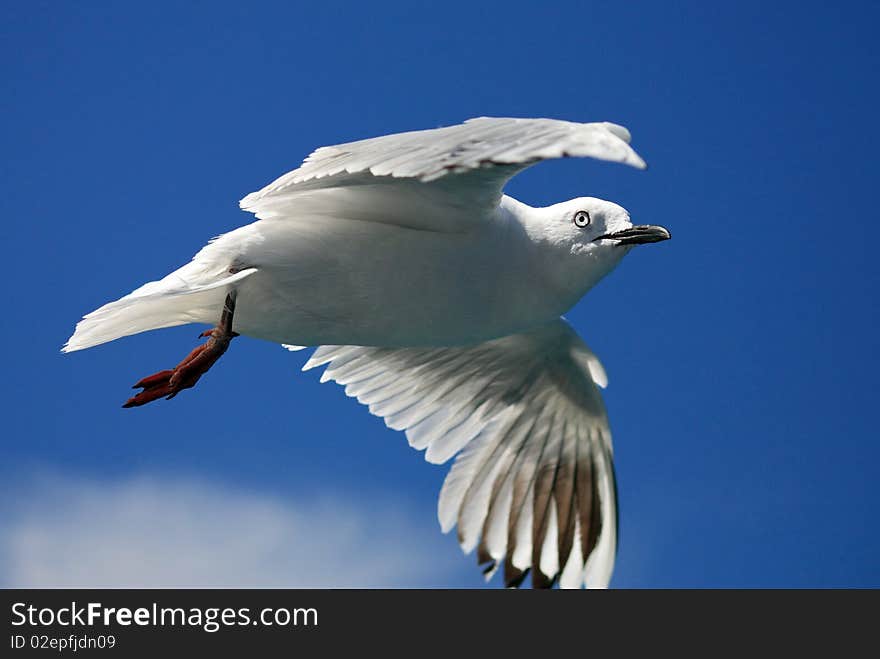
123,292,240,408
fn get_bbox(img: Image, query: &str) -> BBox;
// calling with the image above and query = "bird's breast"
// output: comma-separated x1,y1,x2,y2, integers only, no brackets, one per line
220,218,566,347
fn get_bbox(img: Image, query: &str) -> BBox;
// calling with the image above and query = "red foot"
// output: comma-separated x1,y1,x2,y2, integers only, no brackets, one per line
122,328,238,408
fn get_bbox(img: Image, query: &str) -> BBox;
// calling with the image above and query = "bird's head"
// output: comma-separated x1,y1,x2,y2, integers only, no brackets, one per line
522,196,670,304
542,196,670,253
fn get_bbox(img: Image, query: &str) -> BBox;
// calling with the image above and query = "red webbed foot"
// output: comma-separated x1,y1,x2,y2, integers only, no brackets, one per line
123,293,239,408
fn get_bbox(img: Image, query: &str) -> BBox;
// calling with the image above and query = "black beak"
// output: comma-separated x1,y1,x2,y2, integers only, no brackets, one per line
593,224,671,246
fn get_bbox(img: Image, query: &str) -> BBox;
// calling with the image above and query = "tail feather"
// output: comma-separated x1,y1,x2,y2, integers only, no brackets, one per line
62,267,256,353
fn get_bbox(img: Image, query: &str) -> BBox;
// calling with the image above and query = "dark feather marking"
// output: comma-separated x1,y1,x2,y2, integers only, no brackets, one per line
555,421,579,572
465,397,541,545
504,392,551,578
475,411,539,569
477,545,494,567
586,450,603,555
504,391,554,584
610,445,620,557
575,437,595,560
532,568,553,589
505,565,529,589
531,411,563,585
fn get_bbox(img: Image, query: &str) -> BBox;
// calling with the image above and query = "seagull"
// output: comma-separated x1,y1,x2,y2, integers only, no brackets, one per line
64,117,670,588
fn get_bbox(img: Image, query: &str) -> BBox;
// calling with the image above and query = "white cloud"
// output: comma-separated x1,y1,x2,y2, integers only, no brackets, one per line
0,475,467,587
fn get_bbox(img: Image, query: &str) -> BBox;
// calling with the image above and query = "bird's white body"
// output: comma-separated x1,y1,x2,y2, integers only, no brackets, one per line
179,196,628,348
64,117,668,589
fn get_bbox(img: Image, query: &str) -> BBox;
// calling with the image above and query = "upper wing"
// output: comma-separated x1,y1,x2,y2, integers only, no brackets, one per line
240,117,646,231
301,319,617,589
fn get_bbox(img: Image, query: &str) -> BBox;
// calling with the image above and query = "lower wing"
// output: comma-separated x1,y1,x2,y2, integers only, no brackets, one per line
302,318,617,589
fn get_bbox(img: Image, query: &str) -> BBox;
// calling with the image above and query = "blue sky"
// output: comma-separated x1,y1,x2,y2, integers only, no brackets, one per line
1,1,877,587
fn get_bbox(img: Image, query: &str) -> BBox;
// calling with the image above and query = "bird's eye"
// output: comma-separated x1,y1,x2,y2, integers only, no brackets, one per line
573,210,591,228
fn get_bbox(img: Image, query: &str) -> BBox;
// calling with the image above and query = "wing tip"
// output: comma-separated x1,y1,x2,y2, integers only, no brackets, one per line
601,121,632,144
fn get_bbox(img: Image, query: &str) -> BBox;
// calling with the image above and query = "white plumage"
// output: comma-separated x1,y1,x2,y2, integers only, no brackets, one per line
65,116,669,588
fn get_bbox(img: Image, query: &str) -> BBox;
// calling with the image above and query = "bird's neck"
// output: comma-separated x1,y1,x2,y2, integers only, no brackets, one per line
501,196,627,312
